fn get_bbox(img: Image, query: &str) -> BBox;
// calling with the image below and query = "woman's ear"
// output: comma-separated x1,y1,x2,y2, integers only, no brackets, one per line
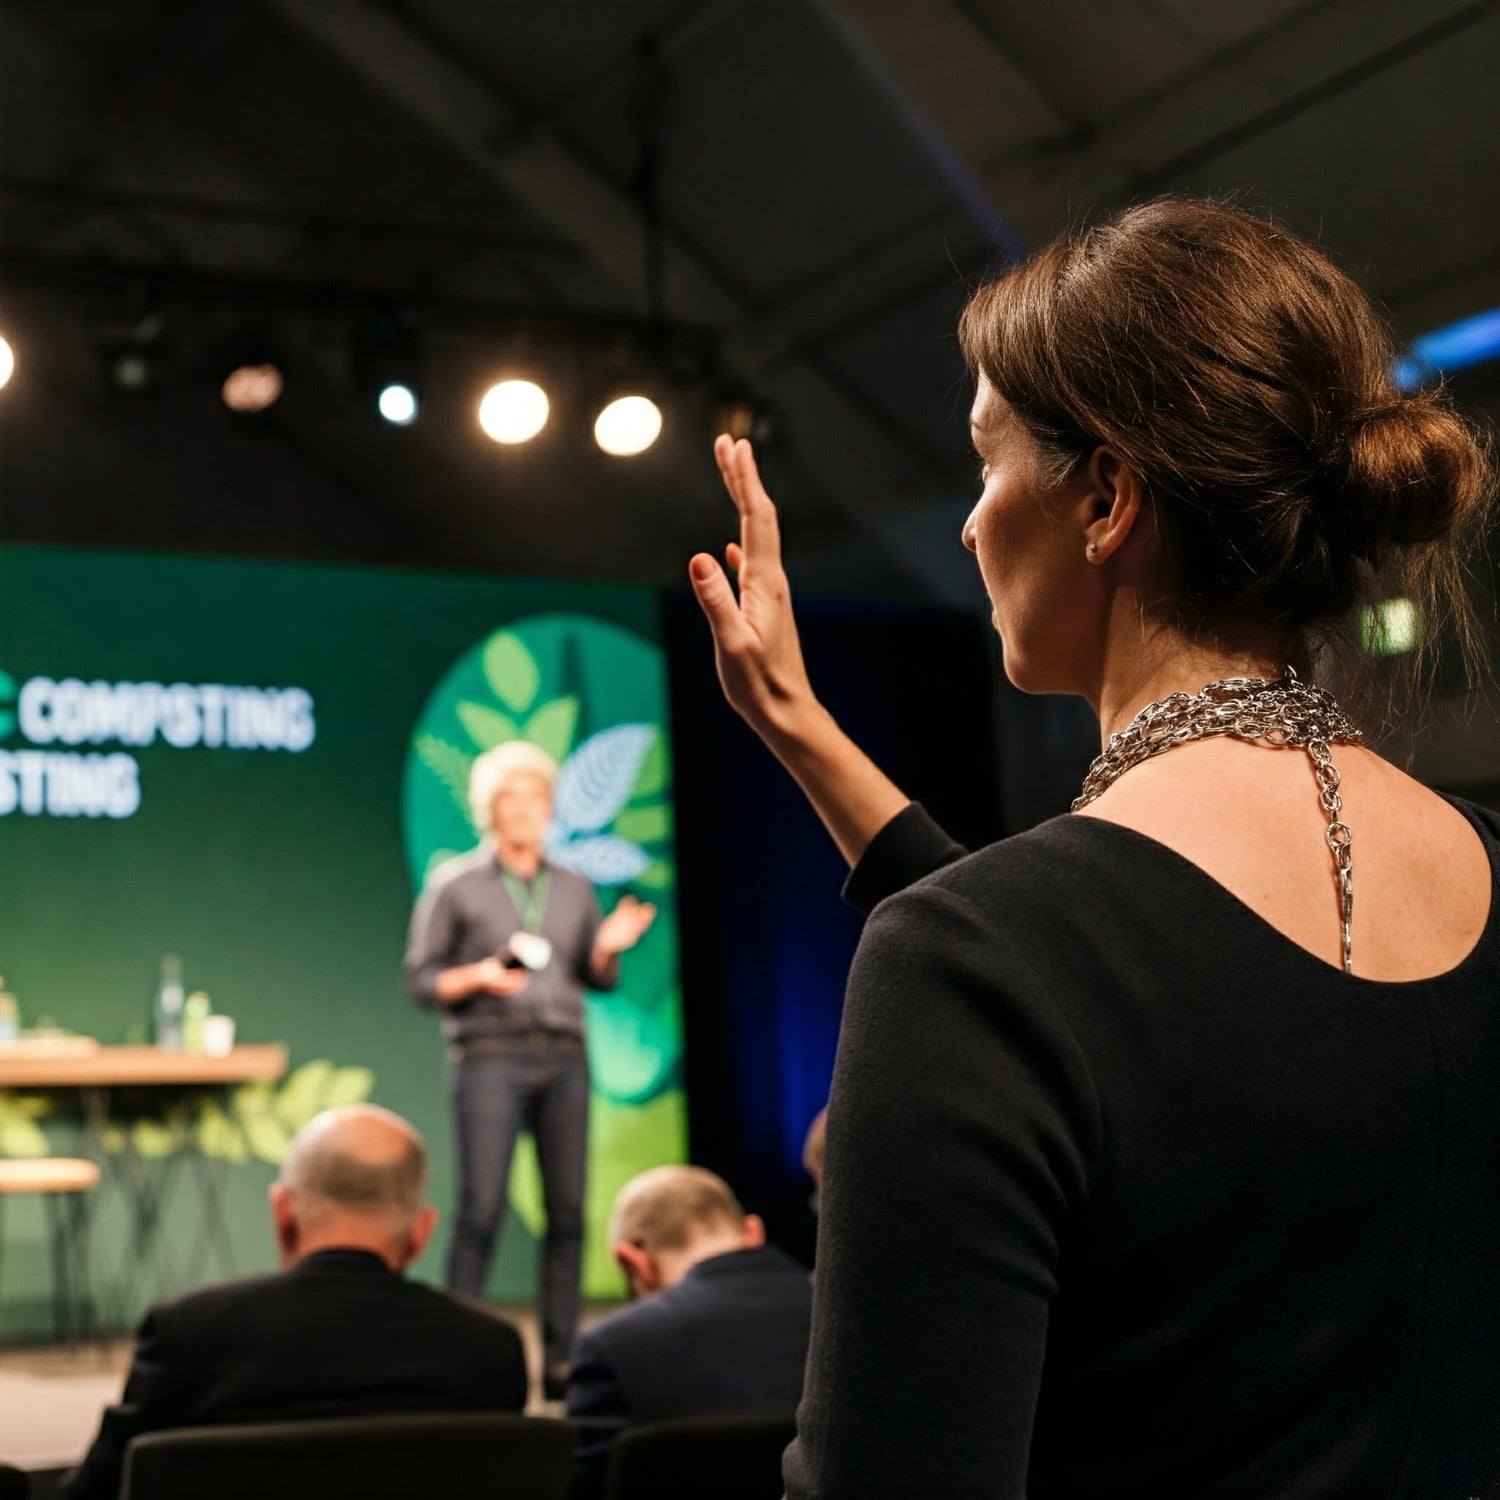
1079,446,1149,563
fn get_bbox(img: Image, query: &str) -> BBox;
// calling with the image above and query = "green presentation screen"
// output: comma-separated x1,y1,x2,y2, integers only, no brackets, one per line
0,544,684,1334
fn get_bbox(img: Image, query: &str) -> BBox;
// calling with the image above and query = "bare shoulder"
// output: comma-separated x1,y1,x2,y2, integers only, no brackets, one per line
1078,739,1493,981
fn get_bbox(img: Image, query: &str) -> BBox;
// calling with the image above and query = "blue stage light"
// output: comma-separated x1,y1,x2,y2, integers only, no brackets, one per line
1392,306,1500,391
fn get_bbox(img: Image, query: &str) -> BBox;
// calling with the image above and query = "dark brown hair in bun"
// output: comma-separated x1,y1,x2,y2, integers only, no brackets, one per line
959,197,1495,716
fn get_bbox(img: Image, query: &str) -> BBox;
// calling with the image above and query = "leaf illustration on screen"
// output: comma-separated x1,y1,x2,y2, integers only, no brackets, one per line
482,630,541,715
524,695,578,763
632,732,668,799
613,804,672,844
551,834,652,885
187,1061,377,1165
456,701,520,751
415,733,474,813
0,1092,50,1157
551,725,655,836
546,724,657,885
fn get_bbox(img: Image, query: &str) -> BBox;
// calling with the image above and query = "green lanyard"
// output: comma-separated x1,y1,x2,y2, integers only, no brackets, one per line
500,867,550,932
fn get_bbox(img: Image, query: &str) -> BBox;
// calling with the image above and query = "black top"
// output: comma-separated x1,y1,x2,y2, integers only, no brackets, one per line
786,799,1500,1499
62,1248,529,1500
566,1244,813,1500
403,847,618,1041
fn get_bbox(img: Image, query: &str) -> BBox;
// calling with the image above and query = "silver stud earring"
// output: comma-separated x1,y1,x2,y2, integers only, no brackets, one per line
1087,541,1098,560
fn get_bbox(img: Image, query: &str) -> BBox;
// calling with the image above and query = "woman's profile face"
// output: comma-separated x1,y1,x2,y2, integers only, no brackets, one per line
963,377,1097,695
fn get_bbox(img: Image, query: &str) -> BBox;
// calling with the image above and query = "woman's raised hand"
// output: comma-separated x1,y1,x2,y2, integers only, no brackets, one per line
688,435,817,739
688,435,909,867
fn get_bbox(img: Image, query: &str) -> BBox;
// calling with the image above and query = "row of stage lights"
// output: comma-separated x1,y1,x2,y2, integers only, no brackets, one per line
221,363,666,457
0,326,704,459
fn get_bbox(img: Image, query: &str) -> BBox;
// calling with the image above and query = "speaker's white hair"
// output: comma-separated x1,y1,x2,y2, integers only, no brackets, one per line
468,740,558,833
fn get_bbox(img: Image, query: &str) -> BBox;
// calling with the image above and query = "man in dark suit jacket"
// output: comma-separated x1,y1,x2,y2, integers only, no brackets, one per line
63,1104,528,1500
565,1165,813,1499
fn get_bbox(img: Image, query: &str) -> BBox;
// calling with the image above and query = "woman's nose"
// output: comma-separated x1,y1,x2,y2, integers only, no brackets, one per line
960,506,979,553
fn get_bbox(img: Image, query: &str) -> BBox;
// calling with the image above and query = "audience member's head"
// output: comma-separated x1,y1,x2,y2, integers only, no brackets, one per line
609,1165,765,1298
270,1104,438,1273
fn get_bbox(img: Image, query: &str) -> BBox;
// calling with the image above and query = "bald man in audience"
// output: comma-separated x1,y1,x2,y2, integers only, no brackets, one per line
565,1165,813,1499
63,1105,527,1500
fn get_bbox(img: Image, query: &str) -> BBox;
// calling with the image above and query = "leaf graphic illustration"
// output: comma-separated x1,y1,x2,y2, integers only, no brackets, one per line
482,631,540,716
196,1101,248,1164
457,701,520,752
132,1119,178,1159
276,1061,333,1129
550,834,651,886
231,1081,277,1122
415,733,474,811
244,1113,292,1164
0,1101,49,1157
324,1067,375,1109
632,730,667,799
525,696,578,763
613,803,671,845
635,858,675,891
552,725,655,838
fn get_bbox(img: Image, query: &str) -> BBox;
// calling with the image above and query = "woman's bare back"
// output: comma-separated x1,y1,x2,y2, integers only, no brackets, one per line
1079,738,1493,982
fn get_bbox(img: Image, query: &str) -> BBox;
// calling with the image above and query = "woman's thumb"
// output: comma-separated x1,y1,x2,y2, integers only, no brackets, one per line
689,553,749,648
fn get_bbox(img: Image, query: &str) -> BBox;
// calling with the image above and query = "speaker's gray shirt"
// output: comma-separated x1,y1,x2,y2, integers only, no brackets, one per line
404,846,618,1041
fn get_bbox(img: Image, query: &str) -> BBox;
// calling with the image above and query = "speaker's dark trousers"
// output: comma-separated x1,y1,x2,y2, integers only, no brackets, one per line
447,1033,589,1370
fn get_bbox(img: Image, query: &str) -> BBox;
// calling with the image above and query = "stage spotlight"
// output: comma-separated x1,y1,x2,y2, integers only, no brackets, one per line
219,329,284,415
221,362,283,414
479,379,549,444
377,381,418,426
358,314,422,427
594,393,662,456
0,333,14,391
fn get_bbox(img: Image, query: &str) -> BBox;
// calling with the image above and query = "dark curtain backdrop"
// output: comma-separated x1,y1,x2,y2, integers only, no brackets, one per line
664,592,1008,1261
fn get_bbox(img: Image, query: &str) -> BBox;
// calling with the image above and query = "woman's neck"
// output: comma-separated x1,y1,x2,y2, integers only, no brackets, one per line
1093,636,1284,747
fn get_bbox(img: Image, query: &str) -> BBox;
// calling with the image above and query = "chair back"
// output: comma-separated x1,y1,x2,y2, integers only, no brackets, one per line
604,1412,798,1500
122,1411,575,1500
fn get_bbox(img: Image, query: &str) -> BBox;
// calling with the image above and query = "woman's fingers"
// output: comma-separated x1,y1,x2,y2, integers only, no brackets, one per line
725,542,744,573
714,437,787,588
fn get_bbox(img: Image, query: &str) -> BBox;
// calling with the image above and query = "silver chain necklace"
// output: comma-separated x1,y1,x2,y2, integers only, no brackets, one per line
1072,667,1364,974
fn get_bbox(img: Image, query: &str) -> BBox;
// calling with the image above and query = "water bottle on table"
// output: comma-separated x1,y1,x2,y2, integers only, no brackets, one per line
154,954,185,1049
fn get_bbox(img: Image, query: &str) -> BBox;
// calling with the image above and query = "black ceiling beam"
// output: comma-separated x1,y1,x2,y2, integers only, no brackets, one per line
0,246,725,362
0,175,584,260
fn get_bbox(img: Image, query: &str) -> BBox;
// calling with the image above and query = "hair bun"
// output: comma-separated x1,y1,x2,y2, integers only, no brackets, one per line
1337,397,1490,557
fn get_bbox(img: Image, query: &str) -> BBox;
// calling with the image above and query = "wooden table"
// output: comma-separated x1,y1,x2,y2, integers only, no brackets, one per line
0,1042,289,1328
0,1043,287,1090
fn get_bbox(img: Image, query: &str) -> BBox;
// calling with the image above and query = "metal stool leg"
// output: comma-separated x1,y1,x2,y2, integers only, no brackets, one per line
43,1193,72,1342
66,1190,96,1341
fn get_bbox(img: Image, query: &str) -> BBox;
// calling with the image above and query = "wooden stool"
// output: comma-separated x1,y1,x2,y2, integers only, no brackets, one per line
0,1157,100,1342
